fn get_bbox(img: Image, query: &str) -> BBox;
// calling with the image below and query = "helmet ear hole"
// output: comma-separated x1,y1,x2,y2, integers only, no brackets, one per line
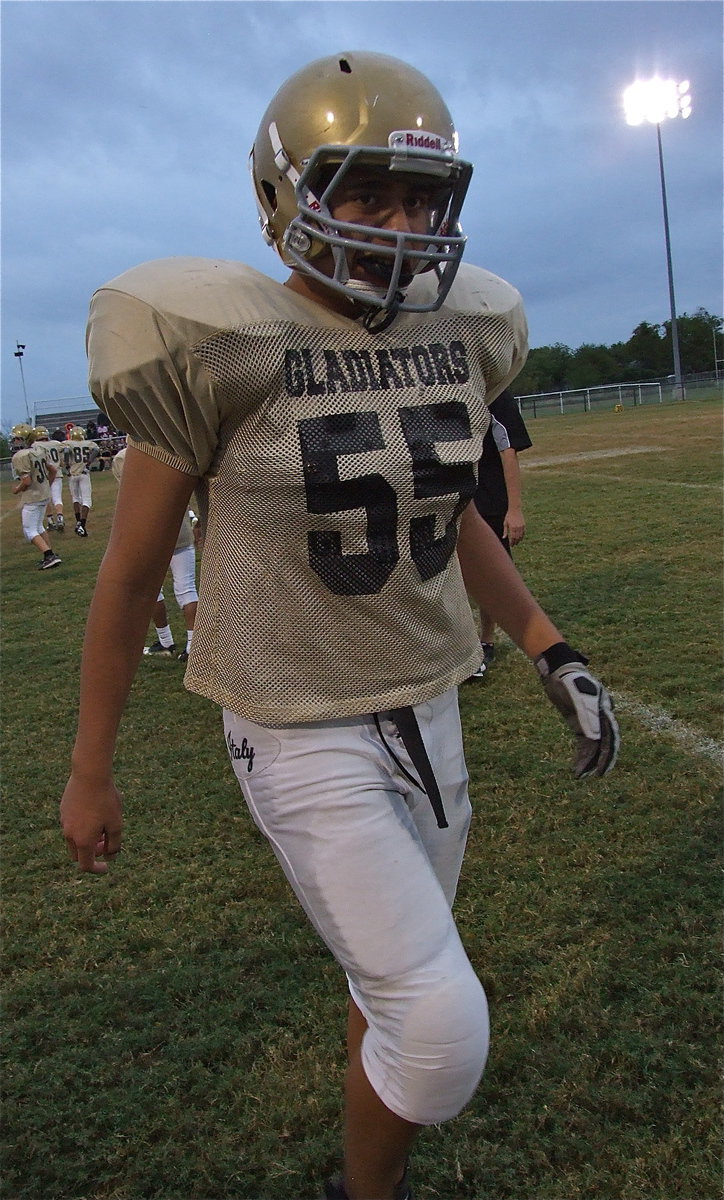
261,179,277,211
339,58,352,73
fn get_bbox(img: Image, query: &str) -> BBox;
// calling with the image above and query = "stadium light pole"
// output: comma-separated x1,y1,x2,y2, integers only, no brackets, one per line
623,77,692,402
13,342,31,422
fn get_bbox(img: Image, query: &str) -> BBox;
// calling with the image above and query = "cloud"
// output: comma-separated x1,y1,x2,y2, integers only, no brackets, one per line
2,1,721,427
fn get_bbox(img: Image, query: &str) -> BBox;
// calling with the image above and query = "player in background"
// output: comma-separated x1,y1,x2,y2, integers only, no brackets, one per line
10,423,62,570
112,447,200,661
63,426,100,536
31,426,67,532
60,52,619,1200
468,387,533,678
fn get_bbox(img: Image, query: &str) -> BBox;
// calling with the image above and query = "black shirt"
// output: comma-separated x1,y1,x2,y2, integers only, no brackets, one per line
474,389,532,518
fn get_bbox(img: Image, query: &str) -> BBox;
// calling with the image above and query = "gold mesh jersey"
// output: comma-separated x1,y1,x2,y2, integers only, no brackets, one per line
64,439,99,477
11,445,52,504
33,439,65,476
88,256,527,724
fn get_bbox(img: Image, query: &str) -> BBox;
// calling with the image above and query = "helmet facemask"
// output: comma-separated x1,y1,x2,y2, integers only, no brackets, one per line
280,144,472,324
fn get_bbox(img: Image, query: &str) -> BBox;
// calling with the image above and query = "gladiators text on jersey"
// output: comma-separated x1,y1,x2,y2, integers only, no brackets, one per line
284,339,470,397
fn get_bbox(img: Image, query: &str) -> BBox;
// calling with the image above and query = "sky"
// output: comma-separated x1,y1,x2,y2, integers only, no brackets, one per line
1,0,722,429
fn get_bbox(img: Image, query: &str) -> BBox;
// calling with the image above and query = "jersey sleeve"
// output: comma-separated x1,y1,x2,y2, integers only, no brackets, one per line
87,287,221,477
431,263,529,403
110,447,126,483
481,288,528,404
11,449,31,479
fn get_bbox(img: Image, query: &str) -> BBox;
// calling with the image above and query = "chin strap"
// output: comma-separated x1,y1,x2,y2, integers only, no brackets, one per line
362,294,403,334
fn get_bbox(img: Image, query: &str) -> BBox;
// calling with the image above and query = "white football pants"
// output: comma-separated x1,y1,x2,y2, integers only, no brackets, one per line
223,687,489,1125
69,475,92,509
21,501,48,541
157,544,199,609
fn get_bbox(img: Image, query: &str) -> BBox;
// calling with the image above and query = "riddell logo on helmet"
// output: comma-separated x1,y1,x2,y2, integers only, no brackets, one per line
389,130,453,153
407,132,443,150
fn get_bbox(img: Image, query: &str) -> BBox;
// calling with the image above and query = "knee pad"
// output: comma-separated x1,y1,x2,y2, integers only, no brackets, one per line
360,950,489,1126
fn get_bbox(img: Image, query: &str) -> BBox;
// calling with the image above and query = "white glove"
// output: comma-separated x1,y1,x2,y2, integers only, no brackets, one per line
535,643,620,778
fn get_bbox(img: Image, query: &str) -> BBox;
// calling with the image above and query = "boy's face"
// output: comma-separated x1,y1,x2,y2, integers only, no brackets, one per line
323,165,450,290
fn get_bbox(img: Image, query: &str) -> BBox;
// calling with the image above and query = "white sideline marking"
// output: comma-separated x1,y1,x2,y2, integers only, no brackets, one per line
610,692,724,768
498,635,723,767
523,471,720,491
525,446,667,468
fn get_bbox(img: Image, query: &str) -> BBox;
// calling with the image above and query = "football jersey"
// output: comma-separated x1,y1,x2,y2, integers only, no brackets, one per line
33,438,65,477
87,256,528,723
11,445,52,504
110,446,126,483
64,439,99,477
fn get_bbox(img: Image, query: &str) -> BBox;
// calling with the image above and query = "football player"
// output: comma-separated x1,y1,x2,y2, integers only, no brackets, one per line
10,423,62,570
31,426,67,532
60,52,619,1200
112,447,200,661
63,426,100,536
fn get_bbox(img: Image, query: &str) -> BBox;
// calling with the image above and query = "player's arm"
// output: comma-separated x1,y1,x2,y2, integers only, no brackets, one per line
457,502,619,776
47,462,58,485
60,445,200,873
12,473,31,495
189,509,204,550
457,502,559,657
499,446,525,546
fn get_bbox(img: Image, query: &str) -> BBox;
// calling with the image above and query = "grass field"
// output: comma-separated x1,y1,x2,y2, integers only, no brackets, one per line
2,396,722,1200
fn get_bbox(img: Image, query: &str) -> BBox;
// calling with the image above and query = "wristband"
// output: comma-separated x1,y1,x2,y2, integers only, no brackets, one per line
535,641,589,677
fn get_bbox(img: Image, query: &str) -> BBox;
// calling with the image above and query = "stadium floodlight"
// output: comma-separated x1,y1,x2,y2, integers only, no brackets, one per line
13,341,31,422
623,78,692,126
623,77,692,401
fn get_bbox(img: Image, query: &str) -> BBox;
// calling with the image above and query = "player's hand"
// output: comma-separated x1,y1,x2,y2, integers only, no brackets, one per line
60,773,123,874
535,642,620,778
504,507,525,547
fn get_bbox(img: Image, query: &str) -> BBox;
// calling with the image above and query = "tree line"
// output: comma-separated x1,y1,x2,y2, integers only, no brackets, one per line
512,308,722,396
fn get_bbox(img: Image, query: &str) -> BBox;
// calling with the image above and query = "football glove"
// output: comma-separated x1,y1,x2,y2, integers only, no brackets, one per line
535,642,620,778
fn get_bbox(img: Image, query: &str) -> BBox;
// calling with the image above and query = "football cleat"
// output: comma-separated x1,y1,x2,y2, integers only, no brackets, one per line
75,523,88,537
177,649,189,663
481,642,496,667
322,1169,414,1200
143,641,177,657
466,661,487,680
39,553,62,570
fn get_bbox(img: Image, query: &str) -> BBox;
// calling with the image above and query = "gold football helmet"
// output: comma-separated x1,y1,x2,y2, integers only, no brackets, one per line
69,426,86,441
250,51,472,324
11,423,33,446
31,426,49,442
